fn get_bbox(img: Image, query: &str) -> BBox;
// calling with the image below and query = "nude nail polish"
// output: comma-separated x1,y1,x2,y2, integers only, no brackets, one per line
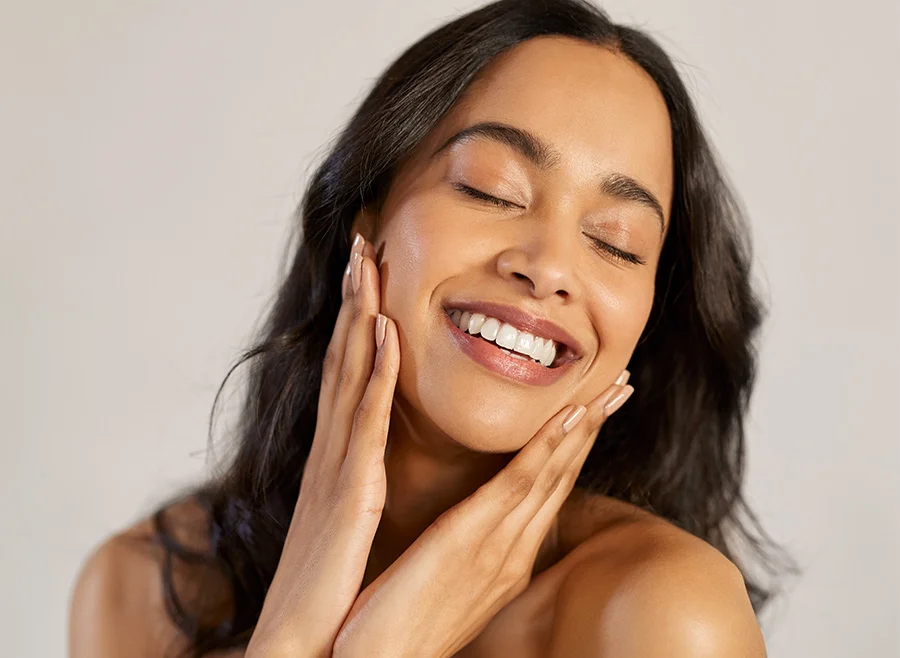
352,252,362,292
604,385,634,417
562,405,586,434
376,314,387,347
342,262,351,297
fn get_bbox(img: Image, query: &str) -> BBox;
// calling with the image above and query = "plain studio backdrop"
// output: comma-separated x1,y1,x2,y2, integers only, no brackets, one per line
2,1,898,656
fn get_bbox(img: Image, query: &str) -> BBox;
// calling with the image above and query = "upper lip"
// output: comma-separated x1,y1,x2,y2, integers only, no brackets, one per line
442,299,584,360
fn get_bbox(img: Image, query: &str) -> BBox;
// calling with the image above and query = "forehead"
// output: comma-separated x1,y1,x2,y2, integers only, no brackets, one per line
416,36,673,216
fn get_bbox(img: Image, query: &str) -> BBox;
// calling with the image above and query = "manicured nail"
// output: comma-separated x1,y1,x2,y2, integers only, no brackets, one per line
615,369,630,386
604,385,634,417
375,313,387,348
352,232,365,252
352,253,363,292
342,262,351,298
562,405,586,434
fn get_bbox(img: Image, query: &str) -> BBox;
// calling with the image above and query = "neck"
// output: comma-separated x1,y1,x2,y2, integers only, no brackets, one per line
361,397,513,588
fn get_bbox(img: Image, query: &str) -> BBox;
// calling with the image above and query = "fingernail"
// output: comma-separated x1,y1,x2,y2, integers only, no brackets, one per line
352,252,363,292
342,262,351,298
615,369,630,386
562,405,586,434
352,232,365,253
375,314,387,348
604,385,634,417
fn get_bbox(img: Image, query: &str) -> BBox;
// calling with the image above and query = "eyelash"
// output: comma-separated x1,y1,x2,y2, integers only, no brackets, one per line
452,183,645,266
452,182,517,209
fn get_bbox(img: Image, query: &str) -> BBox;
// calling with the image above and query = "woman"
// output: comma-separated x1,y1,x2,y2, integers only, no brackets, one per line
70,0,787,655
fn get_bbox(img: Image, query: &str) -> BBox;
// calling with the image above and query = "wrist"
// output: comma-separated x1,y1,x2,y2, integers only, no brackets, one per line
333,633,410,658
245,631,334,658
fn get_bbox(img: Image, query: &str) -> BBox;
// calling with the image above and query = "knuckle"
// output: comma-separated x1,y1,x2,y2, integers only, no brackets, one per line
349,490,385,519
431,509,457,536
336,479,384,519
536,467,562,497
545,427,566,451
560,468,579,491
586,405,607,428
474,544,503,574
456,535,479,561
508,553,531,575
350,298,367,323
504,469,534,503
321,345,340,378
369,352,386,379
352,399,373,430
431,510,471,554
336,363,356,395
370,350,397,381
499,562,527,588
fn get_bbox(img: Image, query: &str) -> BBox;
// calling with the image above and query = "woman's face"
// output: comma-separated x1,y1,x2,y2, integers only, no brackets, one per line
361,36,673,453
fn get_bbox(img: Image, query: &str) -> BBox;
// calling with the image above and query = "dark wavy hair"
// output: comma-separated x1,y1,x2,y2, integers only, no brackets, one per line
151,0,792,654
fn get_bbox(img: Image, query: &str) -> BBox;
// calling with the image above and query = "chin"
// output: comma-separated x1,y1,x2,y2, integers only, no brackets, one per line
425,388,543,454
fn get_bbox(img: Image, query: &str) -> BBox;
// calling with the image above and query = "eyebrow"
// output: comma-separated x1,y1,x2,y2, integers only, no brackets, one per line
432,121,666,232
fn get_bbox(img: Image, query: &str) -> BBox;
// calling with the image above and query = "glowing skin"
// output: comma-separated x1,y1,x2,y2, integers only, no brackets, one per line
356,36,672,459
343,37,674,583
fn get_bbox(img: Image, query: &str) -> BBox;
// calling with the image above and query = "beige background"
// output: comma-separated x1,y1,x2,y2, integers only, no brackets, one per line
2,1,898,656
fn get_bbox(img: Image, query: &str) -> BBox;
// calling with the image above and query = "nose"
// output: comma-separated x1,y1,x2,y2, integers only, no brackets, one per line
495,222,578,301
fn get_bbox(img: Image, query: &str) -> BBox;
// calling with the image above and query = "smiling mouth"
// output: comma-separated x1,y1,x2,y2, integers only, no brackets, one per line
445,308,575,369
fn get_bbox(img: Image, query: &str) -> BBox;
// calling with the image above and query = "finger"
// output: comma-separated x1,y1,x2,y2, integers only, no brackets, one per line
517,381,634,517
342,314,400,482
506,381,635,548
317,235,365,416
326,252,383,466
459,371,632,531
310,235,366,467
516,422,600,553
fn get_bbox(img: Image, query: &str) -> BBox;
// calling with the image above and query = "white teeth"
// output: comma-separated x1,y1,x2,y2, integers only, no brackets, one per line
513,331,534,355
495,323,518,350
459,311,471,332
479,317,500,341
447,309,562,368
467,313,486,334
529,336,545,360
540,341,556,367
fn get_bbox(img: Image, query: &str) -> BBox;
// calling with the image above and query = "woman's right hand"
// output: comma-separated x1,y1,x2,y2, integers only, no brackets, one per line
245,234,400,658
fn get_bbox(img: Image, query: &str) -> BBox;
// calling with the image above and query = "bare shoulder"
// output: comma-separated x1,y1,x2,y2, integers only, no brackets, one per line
69,496,223,658
550,497,766,658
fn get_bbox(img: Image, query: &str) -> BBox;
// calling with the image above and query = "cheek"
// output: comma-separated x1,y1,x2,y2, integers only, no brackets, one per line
377,197,445,315
376,194,476,317
592,276,656,358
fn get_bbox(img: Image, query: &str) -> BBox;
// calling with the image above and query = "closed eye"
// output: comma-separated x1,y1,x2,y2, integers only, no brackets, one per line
454,182,644,265
587,236,645,265
451,183,519,209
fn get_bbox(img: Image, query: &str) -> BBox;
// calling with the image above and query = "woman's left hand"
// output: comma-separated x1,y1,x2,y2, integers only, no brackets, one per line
332,371,634,658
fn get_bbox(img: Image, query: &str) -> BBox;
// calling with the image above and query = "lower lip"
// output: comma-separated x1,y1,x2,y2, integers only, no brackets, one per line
442,312,574,387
